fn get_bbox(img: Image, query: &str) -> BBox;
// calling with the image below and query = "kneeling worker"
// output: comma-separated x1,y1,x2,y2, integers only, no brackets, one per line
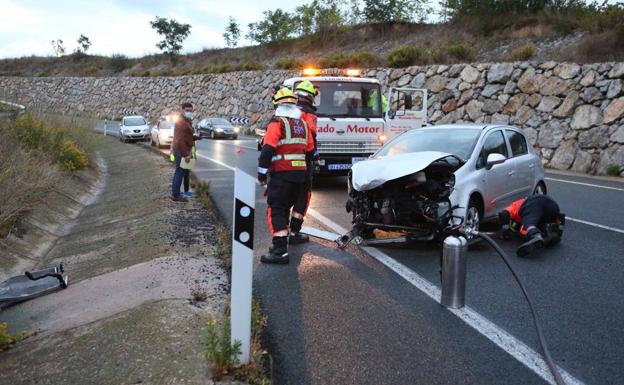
498,194,565,257
258,88,315,264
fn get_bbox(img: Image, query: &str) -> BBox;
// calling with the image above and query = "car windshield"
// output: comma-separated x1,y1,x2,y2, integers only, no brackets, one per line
124,117,146,126
297,80,382,119
375,128,481,160
213,118,231,126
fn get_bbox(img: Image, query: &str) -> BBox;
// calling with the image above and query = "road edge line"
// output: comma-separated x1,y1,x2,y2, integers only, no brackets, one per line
306,209,586,385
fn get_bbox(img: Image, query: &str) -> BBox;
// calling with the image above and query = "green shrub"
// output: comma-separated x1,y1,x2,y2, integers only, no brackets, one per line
433,43,476,63
275,57,303,70
59,139,89,171
318,51,381,68
606,164,621,176
107,54,132,73
510,43,537,61
205,314,241,380
14,113,90,171
387,46,429,68
238,62,265,71
0,323,29,352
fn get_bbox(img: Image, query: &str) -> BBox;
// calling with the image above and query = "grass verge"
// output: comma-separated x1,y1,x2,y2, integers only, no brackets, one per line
0,112,95,236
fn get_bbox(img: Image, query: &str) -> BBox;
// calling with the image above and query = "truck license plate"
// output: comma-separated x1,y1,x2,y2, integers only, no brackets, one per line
328,164,352,171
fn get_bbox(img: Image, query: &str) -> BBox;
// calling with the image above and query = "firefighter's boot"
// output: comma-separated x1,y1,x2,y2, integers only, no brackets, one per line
261,236,289,264
289,216,309,244
517,228,545,257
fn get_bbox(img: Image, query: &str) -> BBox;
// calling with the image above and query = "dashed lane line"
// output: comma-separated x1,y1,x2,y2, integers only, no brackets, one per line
566,217,624,235
545,177,624,192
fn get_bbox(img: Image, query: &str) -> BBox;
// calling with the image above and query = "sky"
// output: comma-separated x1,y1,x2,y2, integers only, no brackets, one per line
0,0,305,58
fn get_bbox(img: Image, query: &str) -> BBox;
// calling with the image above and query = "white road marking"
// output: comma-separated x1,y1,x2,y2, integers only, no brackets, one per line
305,207,586,385
191,156,588,385
216,141,258,151
566,217,624,235
195,153,235,171
300,225,340,242
545,177,624,192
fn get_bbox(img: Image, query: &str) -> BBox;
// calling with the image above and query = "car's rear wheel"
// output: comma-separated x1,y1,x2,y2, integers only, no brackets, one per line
533,181,547,195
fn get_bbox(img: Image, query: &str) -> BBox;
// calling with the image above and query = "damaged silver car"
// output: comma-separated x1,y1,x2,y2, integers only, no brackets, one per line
341,124,546,246
345,151,464,245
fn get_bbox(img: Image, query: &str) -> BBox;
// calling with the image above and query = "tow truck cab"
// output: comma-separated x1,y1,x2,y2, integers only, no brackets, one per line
281,70,428,174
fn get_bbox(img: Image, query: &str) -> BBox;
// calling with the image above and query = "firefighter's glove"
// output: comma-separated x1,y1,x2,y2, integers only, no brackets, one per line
499,224,512,240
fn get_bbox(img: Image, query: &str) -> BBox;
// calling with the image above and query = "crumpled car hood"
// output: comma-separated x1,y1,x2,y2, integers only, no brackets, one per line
351,151,457,191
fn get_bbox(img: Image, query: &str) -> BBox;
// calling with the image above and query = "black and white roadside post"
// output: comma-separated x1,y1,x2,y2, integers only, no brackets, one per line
104,119,108,136
230,168,256,364
440,235,468,309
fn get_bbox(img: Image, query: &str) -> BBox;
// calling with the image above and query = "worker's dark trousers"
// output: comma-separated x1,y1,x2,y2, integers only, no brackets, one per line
291,169,313,233
519,195,560,230
266,176,303,235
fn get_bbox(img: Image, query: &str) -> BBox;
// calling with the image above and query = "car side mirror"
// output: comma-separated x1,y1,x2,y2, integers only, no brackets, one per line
486,153,506,170
404,94,413,110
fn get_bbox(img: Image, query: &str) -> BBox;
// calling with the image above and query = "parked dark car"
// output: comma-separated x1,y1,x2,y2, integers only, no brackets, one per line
196,117,239,139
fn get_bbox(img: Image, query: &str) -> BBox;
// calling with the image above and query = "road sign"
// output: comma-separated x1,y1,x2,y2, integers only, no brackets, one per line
230,116,249,125
230,168,256,364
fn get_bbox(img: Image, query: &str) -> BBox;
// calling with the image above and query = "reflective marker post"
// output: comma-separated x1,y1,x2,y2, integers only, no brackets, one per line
103,119,107,136
230,168,256,364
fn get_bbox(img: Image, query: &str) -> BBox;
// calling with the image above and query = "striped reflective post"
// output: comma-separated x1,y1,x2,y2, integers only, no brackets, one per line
230,168,256,364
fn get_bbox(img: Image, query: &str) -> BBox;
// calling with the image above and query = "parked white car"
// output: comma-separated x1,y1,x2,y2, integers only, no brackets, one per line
119,115,150,142
346,124,546,243
150,120,175,148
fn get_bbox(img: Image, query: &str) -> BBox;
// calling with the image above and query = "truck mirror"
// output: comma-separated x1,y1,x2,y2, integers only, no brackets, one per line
404,94,413,110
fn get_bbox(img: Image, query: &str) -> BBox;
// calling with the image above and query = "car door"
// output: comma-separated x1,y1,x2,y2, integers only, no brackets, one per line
475,129,516,216
385,88,428,141
504,128,534,199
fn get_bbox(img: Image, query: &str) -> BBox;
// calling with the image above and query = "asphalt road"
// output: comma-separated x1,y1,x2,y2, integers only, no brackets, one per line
96,121,624,385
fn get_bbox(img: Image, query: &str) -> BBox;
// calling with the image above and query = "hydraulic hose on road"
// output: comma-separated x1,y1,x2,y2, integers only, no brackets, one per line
477,232,566,385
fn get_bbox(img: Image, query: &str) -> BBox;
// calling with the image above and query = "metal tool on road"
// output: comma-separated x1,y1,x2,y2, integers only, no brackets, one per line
0,264,68,310
440,236,468,309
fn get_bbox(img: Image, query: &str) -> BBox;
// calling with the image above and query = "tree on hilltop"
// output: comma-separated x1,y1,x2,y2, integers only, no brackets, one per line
75,34,92,54
223,17,241,47
150,17,191,58
50,39,65,57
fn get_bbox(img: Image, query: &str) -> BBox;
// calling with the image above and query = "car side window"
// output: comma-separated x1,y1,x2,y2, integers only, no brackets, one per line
477,131,508,169
506,130,528,157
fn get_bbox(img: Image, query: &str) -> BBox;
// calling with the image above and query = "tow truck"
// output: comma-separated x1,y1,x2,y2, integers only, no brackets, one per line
265,68,428,174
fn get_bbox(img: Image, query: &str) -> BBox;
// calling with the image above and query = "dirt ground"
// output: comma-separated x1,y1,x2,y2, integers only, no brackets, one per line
0,136,233,385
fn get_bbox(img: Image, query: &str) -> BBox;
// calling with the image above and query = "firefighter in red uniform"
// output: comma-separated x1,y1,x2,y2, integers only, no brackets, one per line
258,88,315,264
498,194,565,257
289,80,319,244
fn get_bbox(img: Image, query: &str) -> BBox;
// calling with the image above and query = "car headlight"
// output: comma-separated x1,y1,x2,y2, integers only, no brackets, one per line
234,127,240,133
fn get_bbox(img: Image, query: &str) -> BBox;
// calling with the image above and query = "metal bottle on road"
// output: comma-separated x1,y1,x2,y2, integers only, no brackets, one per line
441,235,468,309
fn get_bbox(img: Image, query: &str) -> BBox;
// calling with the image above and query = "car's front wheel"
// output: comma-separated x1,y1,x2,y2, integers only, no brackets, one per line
463,196,483,242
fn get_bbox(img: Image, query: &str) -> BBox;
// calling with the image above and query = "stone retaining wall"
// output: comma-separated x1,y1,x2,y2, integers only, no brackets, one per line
1,61,623,175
